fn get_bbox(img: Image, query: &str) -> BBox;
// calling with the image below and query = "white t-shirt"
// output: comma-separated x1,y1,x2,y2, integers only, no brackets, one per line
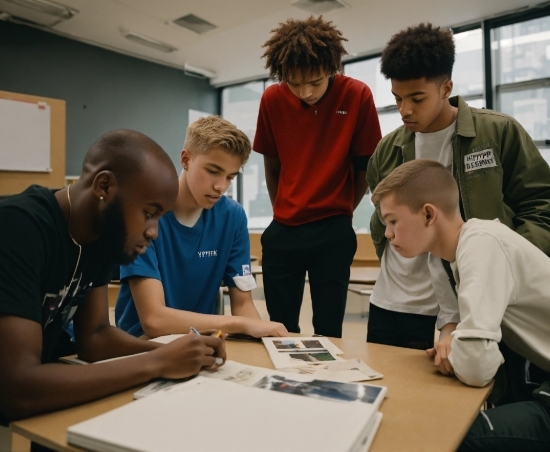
449,218,550,387
370,121,459,328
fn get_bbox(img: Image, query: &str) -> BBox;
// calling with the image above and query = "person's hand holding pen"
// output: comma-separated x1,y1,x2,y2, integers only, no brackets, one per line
190,327,227,370
151,328,226,380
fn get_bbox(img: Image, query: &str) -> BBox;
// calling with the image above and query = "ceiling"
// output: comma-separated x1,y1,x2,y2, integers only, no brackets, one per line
1,0,549,87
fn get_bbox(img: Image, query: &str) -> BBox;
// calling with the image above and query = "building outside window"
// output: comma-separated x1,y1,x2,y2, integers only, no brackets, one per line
492,15,550,163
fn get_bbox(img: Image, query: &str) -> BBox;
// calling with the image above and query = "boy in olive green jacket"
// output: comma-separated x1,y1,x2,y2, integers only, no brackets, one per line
366,23,550,352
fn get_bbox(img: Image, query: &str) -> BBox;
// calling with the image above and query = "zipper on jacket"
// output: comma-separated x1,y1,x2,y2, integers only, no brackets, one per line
453,138,468,220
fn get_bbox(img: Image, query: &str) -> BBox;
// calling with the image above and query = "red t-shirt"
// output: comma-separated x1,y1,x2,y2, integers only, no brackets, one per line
253,74,381,226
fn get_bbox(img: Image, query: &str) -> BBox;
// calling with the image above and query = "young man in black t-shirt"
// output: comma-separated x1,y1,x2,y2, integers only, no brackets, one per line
0,129,226,422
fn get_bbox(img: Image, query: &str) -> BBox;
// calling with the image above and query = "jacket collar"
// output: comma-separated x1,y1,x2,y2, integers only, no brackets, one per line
393,95,476,149
452,95,476,138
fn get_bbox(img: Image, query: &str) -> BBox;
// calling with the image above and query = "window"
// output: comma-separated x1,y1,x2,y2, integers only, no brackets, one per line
221,81,272,229
493,15,550,157
453,28,484,103
343,57,390,233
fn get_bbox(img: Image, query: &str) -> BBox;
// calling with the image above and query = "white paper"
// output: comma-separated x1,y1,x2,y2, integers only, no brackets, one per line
149,334,185,344
262,337,344,369
70,377,380,452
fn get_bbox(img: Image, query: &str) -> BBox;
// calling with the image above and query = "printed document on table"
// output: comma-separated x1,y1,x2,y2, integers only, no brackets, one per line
262,336,344,369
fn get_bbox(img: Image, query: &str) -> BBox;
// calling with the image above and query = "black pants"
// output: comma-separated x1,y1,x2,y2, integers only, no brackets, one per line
366,303,437,350
459,343,550,451
261,215,356,338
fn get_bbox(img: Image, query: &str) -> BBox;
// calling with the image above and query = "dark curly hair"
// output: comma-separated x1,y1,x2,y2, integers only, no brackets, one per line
261,15,348,82
380,23,455,82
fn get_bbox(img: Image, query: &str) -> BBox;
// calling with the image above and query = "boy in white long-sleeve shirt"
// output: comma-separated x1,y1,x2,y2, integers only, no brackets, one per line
371,159,550,451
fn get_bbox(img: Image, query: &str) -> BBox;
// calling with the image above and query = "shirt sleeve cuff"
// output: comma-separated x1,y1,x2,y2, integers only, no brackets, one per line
232,275,257,291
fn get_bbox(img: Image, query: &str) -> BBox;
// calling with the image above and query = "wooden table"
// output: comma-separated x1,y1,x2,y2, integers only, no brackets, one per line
11,339,491,452
349,266,380,284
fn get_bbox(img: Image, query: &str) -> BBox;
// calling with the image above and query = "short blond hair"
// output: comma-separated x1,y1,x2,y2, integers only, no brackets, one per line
371,159,459,216
183,116,251,165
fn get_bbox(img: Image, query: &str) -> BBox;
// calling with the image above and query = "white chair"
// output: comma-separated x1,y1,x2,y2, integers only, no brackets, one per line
347,284,373,318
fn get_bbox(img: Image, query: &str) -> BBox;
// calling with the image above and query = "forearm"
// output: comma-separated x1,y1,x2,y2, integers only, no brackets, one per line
232,304,261,319
353,171,368,210
77,324,161,362
2,350,162,420
438,322,457,339
449,337,503,387
265,173,279,206
0,311,225,420
141,305,246,338
229,287,260,319
263,156,280,206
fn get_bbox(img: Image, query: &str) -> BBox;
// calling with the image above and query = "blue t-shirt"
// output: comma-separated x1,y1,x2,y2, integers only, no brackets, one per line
115,196,254,337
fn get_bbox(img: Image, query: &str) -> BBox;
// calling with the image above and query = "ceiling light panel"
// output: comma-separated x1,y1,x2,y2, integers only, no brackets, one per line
291,0,347,14
171,13,217,34
0,0,77,27
1,0,76,19
122,30,178,53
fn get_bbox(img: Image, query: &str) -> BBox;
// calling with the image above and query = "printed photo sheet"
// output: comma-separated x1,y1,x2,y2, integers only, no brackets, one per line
262,336,344,369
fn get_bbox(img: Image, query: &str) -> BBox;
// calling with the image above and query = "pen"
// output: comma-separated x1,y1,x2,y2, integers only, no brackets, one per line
189,327,224,365
189,327,223,338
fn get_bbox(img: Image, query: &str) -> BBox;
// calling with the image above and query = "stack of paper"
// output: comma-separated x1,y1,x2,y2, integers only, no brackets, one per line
262,336,344,368
262,337,383,381
132,360,386,451
68,376,382,452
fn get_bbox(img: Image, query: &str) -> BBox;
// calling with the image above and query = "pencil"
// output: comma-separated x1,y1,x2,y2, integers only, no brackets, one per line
215,330,223,338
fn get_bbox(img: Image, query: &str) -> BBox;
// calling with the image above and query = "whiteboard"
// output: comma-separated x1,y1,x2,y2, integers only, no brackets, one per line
0,98,52,172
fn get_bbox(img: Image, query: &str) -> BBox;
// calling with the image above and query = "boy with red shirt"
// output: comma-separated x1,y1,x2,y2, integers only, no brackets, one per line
253,16,382,337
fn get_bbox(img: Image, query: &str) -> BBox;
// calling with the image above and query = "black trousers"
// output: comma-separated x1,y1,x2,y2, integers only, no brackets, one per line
261,215,357,338
459,343,550,451
366,303,437,350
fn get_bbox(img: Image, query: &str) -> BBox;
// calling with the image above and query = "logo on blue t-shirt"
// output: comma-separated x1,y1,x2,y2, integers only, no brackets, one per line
242,265,251,276
198,250,218,258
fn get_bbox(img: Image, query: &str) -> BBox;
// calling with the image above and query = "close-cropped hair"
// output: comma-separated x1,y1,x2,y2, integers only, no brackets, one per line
380,22,455,82
371,159,459,216
184,116,251,165
261,15,348,82
82,129,172,186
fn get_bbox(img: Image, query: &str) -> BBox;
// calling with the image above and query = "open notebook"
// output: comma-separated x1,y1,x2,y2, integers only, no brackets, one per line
68,376,380,452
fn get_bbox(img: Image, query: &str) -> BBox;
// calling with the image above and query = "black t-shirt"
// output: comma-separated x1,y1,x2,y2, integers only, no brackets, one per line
0,186,115,363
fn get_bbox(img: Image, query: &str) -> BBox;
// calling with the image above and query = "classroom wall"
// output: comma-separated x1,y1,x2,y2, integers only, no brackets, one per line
0,20,218,176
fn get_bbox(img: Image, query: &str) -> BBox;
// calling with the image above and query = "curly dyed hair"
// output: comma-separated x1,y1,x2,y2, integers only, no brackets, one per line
380,23,455,82
261,15,348,82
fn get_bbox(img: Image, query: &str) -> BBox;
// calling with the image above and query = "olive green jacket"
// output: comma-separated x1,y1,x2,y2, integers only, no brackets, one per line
367,96,550,260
